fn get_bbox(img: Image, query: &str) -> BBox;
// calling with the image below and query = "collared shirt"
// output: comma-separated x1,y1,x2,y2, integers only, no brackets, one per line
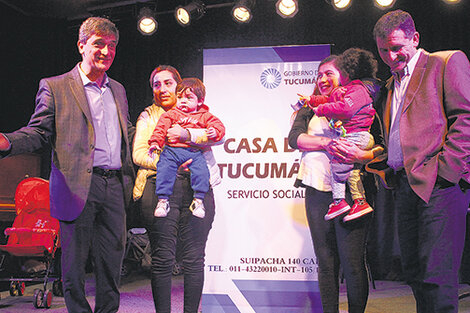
387,49,422,170
78,65,122,170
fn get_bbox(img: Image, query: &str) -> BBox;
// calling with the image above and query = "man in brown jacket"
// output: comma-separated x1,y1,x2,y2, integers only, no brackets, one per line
368,9,470,313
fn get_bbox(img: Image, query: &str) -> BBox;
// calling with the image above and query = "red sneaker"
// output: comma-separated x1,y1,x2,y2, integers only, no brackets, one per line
343,199,373,222
324,199,351,221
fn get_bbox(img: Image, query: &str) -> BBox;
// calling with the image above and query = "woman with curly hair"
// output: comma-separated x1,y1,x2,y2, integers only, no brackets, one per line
290,54,383,313
301,48,381,222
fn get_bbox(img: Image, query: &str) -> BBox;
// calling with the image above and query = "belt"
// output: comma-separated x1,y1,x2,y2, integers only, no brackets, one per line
93,167,121,178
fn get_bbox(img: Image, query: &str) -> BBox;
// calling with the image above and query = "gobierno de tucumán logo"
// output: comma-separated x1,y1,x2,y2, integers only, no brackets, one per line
260,68,282,89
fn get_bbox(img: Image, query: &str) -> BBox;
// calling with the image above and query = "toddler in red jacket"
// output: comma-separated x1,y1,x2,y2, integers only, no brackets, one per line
148,78,225,218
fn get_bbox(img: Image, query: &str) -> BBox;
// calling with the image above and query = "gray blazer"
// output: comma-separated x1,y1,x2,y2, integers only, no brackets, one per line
4,64,135,221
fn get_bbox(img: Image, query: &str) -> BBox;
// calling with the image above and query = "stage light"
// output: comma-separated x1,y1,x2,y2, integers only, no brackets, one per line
276,0,298,18
331,0,351,10
175,1,206,27
232,0,255,23
374,0,396,8
137,7,157,35
442,0,461,3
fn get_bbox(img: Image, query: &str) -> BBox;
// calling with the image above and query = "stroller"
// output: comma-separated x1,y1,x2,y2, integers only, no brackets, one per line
0,177,62,309
121,228,151,277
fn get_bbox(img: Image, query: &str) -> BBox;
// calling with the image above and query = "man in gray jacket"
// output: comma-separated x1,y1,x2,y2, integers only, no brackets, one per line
0,17,135,313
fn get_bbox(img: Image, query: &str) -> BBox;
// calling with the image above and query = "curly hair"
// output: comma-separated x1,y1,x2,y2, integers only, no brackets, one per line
336,48,378,81
319,55,338,68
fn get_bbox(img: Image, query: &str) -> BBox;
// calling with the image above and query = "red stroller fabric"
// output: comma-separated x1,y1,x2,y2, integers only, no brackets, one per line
0,177,59,257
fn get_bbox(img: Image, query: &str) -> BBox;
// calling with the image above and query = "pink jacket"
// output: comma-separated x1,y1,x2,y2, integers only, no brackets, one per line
309,80,375,133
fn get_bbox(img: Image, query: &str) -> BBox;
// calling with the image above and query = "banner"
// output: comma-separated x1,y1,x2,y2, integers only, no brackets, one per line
202,45,330,312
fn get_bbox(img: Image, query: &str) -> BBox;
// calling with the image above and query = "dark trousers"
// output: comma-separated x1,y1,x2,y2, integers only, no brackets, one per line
141,172,215,313
394,172,470,313
156,146,210,200
59,174,126,313
305,186,369,313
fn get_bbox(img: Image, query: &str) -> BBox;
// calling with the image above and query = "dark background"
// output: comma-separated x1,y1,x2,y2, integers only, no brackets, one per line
1,0,469,129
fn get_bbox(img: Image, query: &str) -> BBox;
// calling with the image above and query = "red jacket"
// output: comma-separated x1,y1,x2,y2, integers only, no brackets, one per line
309,80,375,133
148,104,225,148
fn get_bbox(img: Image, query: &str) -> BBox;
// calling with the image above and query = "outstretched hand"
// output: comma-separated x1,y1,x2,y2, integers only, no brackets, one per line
297,93,310,103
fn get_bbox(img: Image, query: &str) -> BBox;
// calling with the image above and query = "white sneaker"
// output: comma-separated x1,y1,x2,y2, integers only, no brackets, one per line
154,199,170,217
189,198,205,218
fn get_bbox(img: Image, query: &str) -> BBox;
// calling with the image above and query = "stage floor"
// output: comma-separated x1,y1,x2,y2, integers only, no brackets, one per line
1,270,470,312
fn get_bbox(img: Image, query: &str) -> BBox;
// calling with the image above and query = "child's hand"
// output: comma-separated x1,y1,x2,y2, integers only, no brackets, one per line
206,127,217,139
149,143,161,155
297,93,311,103
167,124,188,144
336,86,347,96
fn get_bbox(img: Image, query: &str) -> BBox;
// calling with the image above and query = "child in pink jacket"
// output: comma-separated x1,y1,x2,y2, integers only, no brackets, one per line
300,48,380,222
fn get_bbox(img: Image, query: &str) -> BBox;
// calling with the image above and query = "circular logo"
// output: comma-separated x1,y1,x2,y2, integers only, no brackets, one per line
260,68,282,89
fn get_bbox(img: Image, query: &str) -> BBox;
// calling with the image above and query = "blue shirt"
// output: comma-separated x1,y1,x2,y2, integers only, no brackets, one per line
78,65,122,170
387,49,422,171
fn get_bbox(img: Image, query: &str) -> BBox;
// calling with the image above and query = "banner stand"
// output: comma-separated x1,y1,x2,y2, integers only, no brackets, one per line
203,45,331,312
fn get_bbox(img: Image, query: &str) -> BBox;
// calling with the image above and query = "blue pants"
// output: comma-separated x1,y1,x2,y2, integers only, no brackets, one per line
331,131,373,200
156,146,209,200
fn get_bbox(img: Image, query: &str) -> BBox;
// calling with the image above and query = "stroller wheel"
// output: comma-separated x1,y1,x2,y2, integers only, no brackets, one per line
43,290,53,308
53,279,64,297
121,261,134,278
33,288,44,308
9,281,21,297
18,282,26,296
